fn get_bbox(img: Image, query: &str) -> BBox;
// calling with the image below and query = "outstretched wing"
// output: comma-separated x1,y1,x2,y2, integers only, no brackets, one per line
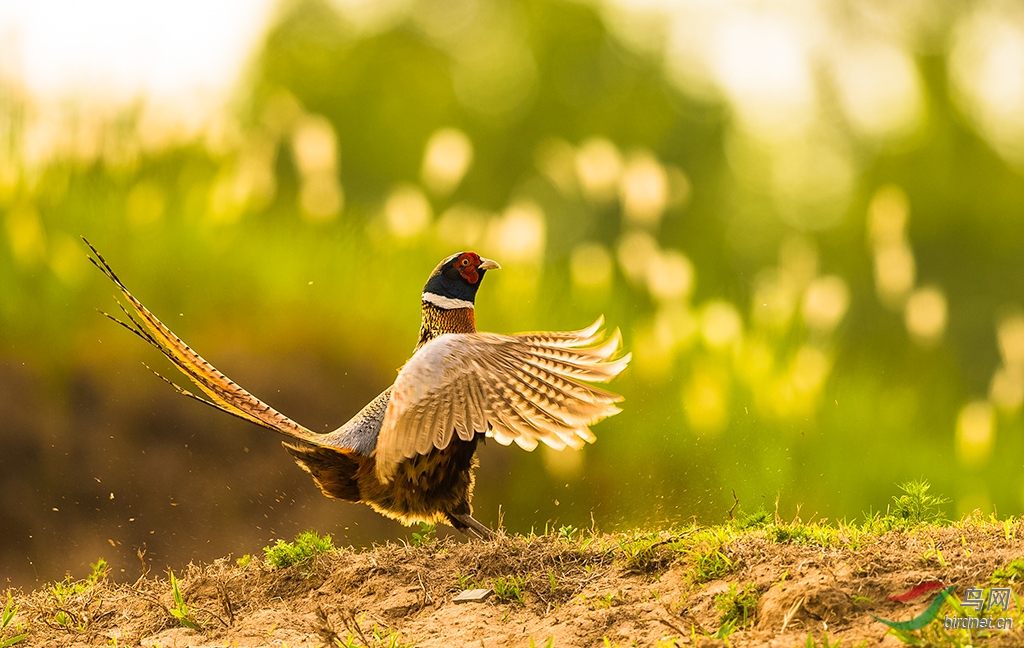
375,318,630,482
83,238,317,442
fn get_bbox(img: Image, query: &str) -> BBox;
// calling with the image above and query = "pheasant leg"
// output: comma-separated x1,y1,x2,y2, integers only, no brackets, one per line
447,513,495,540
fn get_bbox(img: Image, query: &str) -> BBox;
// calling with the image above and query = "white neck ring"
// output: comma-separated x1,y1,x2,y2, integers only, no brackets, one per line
422,292,475,310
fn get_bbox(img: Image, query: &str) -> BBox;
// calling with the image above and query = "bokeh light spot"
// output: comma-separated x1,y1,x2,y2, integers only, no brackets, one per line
646,249,695,303
955,400,995,467
291,116,337,177
5,204,46,268
683,364,730,434
832,40,925,141
421,128,473,196
616,230,659,286
701,301,743,350
792,344,830,395
570,242,614,290
802,275,850,332
904,286,948,346
575,138,623,203
620,151,668,227
950,6,1024,167
874,243,916,309
710,12,816,142
489,202,546,262
385,185,432,240
436,204,489,249
990,366,1024,413
997,310,1024,367
125,180,166,227
868,185,910,248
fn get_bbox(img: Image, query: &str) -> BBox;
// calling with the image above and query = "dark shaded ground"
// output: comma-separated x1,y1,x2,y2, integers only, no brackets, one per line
4,519,1023,647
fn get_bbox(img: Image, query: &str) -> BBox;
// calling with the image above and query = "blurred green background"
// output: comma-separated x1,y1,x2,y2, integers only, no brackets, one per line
2,0,1024,589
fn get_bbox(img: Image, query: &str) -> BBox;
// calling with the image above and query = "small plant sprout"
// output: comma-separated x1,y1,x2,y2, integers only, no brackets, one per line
52,610,76,630
455,571,480,591
1,595,28,648
591,590,625,610
804,629,843,647
557,525,578,542
168,571,201,631
369,624,413,648
922,540,947,568
714,619,736,641
410,522,436,547
775,570,789,589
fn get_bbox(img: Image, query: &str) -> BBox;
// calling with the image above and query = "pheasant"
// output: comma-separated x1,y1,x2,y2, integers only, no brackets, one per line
84,241,630,539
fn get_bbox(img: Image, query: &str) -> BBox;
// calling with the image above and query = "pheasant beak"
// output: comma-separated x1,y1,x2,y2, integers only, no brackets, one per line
478,258,501,271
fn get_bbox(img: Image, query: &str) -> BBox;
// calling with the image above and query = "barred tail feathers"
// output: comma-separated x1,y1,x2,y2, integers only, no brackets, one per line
83,237,316,442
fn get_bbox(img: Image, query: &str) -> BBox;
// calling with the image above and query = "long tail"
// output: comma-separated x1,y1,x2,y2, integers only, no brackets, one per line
83,237,318,442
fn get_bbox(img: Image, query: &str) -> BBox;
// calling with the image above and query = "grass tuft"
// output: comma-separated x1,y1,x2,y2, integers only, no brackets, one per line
735,506,772,530
886,479,950,527
493,575,527,606
673,527,737,584
334,613,413,648
264,530,335,569
48,558,109,630
615,531,663,571
715,582,759,629
768,523,839,547
992,559,1024,585
51,558,108,605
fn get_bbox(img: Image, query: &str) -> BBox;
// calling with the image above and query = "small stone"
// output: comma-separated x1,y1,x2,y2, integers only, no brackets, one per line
453,588,493,604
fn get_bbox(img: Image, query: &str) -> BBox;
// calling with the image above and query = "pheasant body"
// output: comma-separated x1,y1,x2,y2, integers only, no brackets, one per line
85,243,630,538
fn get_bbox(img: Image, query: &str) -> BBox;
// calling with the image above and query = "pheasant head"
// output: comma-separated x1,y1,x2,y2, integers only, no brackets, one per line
418,251,500,346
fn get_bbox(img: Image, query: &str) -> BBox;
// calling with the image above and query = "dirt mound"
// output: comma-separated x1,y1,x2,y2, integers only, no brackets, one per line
4,518,1022,647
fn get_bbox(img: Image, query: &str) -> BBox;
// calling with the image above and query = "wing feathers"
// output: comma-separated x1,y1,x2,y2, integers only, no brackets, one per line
376,320,630,482
514,316,605,348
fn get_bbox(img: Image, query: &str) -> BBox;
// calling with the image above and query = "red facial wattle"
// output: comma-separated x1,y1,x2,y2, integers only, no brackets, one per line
456,252,482,284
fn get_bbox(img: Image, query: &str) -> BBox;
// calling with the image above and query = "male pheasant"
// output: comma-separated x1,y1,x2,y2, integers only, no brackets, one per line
84,242,630,538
